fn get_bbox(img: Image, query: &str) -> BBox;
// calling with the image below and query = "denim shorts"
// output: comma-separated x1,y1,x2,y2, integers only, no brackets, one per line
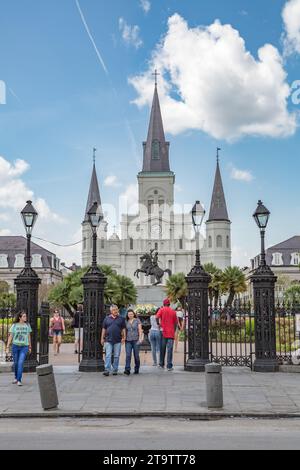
53,330,63,337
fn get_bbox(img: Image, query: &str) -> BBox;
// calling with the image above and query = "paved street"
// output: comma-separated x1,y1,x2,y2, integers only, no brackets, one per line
1,417,300,450
1,366,300,417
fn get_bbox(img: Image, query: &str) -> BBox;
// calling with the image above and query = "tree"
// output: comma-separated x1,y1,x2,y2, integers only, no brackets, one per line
164,273,188,306
0,281,9,294
48,265,137,314
0,292,16,308
221,266,247,307
204,263,223,307
284,285,300,304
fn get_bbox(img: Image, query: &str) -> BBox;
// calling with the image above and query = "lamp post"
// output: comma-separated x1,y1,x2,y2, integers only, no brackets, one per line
79,201,107,372
251,200,278,372
15,201,41,372
185,201,211,372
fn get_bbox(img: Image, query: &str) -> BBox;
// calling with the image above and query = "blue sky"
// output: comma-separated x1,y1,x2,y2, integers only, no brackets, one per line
0,0,299,266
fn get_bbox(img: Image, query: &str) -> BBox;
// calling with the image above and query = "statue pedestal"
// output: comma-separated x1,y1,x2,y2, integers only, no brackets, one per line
136,285,166,307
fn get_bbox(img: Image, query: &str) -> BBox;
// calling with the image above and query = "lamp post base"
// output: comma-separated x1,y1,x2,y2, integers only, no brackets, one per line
185,358,210,373
79,358,105,373
253,358,279,373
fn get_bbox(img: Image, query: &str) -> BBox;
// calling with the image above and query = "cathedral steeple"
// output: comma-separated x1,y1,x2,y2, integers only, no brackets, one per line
207,151,229,222
142,79,170,173
84,154,103,223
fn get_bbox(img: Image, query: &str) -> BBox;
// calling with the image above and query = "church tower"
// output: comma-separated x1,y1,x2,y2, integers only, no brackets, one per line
203,154,231,270
82,159,108,267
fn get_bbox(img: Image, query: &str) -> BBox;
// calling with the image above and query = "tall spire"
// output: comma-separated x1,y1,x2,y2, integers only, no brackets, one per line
207,151,229,222
142,79,170,172
84,154,103,223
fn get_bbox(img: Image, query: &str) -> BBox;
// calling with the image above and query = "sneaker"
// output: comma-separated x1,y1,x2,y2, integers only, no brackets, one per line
167,367,174,372
12,379,17,384
152,363,157,367
103,371,110,377
134,370,139,375
112,371,118,376
17,381,23,386
158,365,164,369
124,370,130,376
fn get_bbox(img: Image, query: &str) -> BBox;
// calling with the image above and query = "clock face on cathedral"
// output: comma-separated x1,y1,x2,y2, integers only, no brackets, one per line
151,224,161,237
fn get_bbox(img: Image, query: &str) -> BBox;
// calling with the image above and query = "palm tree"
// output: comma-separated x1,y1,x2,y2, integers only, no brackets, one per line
164,273,188,306
221,266,247,307
204,263,223,307
114,275,137,307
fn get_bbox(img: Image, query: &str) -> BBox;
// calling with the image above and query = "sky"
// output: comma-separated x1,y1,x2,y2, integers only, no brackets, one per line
0,0,300,267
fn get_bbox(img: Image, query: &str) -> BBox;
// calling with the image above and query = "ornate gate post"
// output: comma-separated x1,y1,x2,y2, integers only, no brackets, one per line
185,201,211,372
79,201,107,372
251,200,278,372
15,270,41,372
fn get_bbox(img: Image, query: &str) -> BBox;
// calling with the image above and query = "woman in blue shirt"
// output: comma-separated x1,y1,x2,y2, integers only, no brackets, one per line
124,309,143,376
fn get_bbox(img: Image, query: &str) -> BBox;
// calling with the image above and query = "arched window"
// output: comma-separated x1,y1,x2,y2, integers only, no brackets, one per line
152,140,160,160
155,243,158,251
130,238,134,250
272,252,283,266
291,253,300,266
101,239,105,249
179,239,183,250
0,254,8,268
226,236,230,249
208,236,212,248
216,235,222,248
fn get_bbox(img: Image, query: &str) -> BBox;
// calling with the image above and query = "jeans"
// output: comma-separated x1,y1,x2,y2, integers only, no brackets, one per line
104,342,122,372
160,338,174,369
125,341,140,373
12,345,29,382
149,330,161,365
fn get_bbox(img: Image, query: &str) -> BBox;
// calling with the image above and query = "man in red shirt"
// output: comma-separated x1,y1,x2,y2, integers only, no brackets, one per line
156,298,179,371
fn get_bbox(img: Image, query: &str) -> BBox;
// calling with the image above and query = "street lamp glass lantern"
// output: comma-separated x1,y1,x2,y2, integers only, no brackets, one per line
253,200,270,230
88,202,103,229
192,201,205,232
21,201,38,235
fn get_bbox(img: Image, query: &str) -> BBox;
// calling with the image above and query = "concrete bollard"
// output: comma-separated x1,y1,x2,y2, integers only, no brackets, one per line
36,364,59,411
205,363,223,409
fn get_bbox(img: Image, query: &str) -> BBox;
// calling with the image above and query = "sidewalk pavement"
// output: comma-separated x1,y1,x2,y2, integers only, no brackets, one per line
1,365,300,418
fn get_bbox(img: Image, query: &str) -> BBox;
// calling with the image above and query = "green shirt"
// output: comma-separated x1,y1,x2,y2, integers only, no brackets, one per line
10,323,32,347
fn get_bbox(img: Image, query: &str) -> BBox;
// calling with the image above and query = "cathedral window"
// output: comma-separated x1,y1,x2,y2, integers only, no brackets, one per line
208,236,212,248
226,236,230,249
83,237,86,250
155,243,158,250
152,140,160,160
179,239,183,250
148,200,154,214
130,238,134,250
101,239,105,249
216,235,222,248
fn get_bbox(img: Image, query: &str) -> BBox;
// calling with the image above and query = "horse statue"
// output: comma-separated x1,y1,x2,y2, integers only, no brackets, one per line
134,249,172,286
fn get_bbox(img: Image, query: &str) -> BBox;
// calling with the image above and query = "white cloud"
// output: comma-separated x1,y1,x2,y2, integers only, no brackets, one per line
282,0,300,55
0,156,65,223
0,229,11,236
140,0,151,14
119,18,143,49
230,167,254,182
130,14,296,141
104,175,121,187
232,245,250,268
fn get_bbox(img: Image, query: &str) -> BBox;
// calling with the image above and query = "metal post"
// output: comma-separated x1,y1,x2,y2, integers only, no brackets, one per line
185,243,211,372
14,267,41,372
251,232,278,372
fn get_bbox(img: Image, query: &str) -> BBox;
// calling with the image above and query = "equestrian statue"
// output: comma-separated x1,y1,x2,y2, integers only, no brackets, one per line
134,249,172,286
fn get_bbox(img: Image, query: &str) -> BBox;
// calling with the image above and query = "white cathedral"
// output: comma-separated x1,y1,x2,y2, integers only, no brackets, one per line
82,83,231,288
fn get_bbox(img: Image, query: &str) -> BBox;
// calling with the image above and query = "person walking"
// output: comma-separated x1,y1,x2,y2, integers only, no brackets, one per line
156,299,179,371
73,304,83,355
149,308,161,366
6,311,32,386
124,309,143,376
101,305,126,376
50,309,65,356
174,306,185,353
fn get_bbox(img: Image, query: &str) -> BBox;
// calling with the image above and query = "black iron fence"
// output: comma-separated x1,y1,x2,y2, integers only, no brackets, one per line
184,299,300,369
0,303,50,365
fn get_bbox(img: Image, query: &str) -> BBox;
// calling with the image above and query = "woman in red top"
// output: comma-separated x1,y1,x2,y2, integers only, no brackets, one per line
50,310,65,356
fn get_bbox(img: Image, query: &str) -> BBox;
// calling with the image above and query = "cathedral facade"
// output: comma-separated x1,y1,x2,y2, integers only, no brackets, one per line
82,83,231,285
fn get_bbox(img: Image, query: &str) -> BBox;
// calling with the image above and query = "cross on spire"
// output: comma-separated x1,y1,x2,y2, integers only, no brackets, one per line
93,147,97,165
217,147,221,163
152,69,160,87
